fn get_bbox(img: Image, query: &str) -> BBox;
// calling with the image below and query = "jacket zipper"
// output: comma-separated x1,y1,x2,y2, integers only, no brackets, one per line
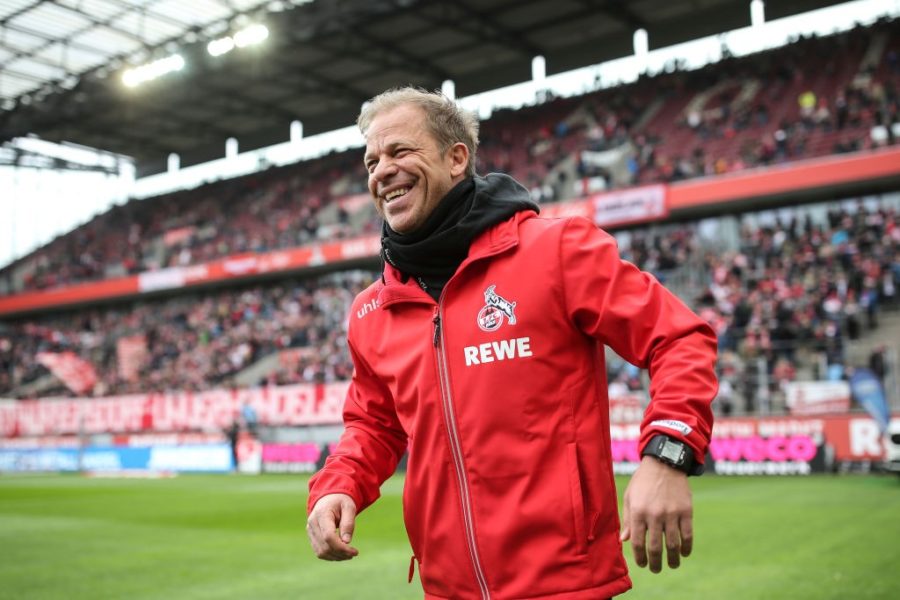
433,306,491,599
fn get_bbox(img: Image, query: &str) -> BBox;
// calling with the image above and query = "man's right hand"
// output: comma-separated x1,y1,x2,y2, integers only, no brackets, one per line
307,493,359,561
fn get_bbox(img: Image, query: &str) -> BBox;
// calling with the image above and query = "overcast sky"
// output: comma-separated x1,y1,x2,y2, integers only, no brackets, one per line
2,0,899,271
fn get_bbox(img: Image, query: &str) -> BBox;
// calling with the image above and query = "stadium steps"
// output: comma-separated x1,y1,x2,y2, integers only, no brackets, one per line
12,373,57,398
844,308,900,410
348,202,377,232
632,97,666,133
845,308,900,365
231,350,283,387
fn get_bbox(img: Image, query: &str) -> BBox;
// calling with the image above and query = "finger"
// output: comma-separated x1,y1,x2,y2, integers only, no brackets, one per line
339,498,357,544
647,519,663,574
319,517,359,560
620,499,631,542
665,516,681,569
680,514,694,557
630,517,648,568
311,512,358,561
307,521,332,559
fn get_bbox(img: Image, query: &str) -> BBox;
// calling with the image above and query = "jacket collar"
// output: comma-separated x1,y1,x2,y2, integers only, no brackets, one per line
376,209,537,308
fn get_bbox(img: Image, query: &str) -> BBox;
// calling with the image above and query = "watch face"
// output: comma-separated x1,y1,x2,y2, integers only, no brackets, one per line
660,440,685,464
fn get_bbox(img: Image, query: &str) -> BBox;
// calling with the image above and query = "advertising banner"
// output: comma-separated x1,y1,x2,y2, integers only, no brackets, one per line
1,381,351,436
611,414,899,475
849,368,889,433
609,393,646,424
0,446,150,472
147,444,232,472
590,184,667,229
784,381,851,414
261,442,323,473
0,444,233,473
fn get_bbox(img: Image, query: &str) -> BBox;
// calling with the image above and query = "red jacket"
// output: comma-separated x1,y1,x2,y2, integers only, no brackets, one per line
309,211,718,599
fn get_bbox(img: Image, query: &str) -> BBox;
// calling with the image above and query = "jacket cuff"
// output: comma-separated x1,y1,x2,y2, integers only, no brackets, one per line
639,420,707,465
307,471,366,516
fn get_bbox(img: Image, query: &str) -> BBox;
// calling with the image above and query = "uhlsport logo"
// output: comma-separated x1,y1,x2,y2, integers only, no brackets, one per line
477,285,517,332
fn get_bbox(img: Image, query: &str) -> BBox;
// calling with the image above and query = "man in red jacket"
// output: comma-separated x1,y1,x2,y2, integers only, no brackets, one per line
307,87,718,599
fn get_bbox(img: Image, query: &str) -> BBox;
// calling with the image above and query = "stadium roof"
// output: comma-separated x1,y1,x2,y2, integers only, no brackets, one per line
0,0,848,176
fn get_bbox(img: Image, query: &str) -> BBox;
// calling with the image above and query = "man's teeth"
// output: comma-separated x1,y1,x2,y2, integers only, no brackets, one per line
385,188,409,201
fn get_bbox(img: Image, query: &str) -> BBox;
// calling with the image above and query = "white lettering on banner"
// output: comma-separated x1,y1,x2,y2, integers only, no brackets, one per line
0,401,15,437
258,252,291,272
850,419,882,456
785,381,850,414
7,381,366,435
280,386,318,424
137,267,186,293
150,393,192,432
341,236,381,259
82,451,123,471
715,461,811,476
81,397,144,434
148,445,231,471
757,418,825,437
0,450,79,471
539,200,592,220
464,337,533,366
320,383,349,423
712,421,756,437
591,185,666,228
17,400,77,436
253,387,283,426
182,264,210,283
610,424,641,440
223,257,258,276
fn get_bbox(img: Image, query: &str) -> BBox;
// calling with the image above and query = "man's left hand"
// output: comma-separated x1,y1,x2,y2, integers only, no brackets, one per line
620,455,693,573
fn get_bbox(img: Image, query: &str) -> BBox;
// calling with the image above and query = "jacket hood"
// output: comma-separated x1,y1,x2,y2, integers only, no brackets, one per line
376,172,539,306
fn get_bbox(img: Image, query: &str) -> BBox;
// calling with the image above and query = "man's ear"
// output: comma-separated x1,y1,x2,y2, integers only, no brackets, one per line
447,142,470,178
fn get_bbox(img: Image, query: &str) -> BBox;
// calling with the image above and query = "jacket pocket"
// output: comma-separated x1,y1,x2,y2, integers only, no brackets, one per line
565,442,588,554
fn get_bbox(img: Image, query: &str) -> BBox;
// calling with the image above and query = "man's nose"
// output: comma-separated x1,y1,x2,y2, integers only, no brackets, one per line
371,157,398,183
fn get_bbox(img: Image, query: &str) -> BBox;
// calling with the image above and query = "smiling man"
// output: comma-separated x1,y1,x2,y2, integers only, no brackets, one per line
306,87,718,599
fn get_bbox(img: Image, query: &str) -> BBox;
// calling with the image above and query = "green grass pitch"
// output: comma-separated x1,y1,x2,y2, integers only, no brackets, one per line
1,473,898,599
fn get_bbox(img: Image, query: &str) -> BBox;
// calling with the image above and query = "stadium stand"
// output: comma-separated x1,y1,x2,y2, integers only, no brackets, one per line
2,18,898,295
0,271,370,398
1,18,899,424
2,196,897,422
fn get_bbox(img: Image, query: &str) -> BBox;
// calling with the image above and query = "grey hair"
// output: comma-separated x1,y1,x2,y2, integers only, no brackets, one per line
358,86,479,176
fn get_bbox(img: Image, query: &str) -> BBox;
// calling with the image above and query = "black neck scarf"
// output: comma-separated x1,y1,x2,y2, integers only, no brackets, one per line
381,174,538,301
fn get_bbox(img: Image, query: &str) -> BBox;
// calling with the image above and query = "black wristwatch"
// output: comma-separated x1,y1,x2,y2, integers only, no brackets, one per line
641,434,704,476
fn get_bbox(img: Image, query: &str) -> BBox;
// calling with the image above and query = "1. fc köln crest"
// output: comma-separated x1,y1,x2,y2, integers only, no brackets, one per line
477,285,517,332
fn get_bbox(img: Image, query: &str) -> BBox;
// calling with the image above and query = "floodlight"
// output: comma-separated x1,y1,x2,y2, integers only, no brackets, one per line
234,24,269,48
122,54,185,88
208,37,235,57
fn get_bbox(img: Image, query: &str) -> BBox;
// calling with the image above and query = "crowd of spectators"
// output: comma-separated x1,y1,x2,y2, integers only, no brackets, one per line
1,197,898,420
0,270,373,398
3,18,900,415
696,201,899,415
3,19,898,296
594,19,900,185
577,199,900,417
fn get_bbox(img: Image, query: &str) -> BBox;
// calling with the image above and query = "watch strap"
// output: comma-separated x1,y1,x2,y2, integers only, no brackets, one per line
641,434,704,476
